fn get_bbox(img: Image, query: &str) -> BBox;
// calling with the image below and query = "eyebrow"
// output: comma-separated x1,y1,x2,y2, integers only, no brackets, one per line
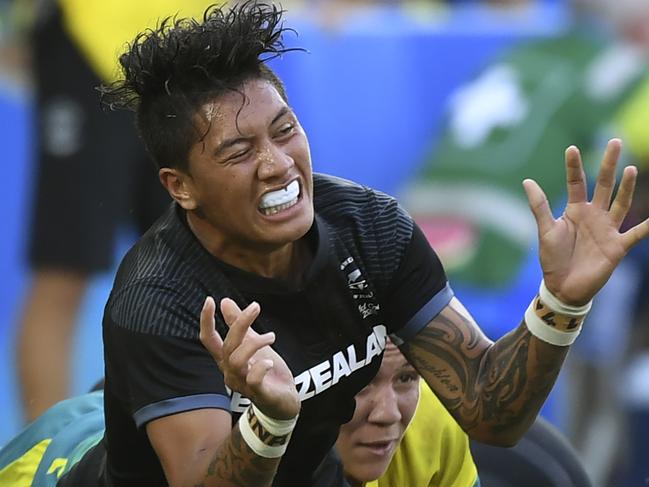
213,106,292,156
397,362,417,373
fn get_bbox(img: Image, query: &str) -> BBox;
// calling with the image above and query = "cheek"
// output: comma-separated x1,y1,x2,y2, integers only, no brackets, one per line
289,134,312,166
399,391,419,430
335,427,353,462
335,403,368,460
207,171,249,203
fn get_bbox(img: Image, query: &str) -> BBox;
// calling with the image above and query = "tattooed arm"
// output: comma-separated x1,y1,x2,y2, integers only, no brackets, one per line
401,297,567,446
146,297,300,487
402,139,649,445
147,408,280,487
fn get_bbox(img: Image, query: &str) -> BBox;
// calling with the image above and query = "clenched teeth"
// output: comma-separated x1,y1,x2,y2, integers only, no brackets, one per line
259,180,300,209
260,197,299,216
259,180,300,215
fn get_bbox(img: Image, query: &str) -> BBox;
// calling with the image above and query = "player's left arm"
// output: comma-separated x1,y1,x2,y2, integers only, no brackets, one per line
401,297,566,446
401,139,649,446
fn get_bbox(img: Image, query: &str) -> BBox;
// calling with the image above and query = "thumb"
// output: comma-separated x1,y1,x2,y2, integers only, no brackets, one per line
199,296,224,361
523,178,555,237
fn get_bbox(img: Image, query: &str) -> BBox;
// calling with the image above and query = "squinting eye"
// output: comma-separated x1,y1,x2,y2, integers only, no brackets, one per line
277,123,295,136
227,148,250,162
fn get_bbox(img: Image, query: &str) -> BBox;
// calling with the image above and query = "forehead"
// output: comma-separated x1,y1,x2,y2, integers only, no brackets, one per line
198,79,288,135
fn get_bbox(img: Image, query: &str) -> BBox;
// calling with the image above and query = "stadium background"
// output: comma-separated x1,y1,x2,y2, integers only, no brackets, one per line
0,0,592,446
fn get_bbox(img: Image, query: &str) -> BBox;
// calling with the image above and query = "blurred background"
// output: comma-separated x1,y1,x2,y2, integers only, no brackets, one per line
0,0,648,485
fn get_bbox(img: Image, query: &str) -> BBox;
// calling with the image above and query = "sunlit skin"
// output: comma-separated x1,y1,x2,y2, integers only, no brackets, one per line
159,79,315,280
336,342,420,486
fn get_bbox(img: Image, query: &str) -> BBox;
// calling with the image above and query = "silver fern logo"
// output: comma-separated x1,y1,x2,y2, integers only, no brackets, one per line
340,256,379,318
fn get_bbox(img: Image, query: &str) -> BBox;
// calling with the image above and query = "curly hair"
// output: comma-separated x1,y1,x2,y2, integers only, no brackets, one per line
99,2,301,170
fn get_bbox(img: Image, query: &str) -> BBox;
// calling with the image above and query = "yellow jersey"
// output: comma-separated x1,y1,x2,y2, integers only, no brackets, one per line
367,383,479,487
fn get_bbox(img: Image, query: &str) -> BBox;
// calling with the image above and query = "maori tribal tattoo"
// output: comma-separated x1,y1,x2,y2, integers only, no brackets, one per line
400,300,568,441
194,424,279,487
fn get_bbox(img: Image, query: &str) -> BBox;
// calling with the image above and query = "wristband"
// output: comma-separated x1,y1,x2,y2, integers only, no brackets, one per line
539,280,592,316
524,296,582,346
532,294,586,332
238,405,298,458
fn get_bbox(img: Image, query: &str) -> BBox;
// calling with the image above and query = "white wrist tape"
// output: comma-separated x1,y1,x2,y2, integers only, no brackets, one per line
524,281,594,346
238,404,298,458
251,404,298,436
524,299,582,346
539,280,592,316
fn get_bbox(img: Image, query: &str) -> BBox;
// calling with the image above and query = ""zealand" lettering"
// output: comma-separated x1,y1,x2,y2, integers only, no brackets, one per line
230,324,387,412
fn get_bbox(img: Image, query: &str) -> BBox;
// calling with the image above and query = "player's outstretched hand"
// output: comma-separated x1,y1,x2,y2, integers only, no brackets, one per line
523,138,649,305
199,297,300,420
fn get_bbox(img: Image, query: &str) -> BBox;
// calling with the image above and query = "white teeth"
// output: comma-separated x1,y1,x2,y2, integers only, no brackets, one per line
260,198,299,216
259,180,300,210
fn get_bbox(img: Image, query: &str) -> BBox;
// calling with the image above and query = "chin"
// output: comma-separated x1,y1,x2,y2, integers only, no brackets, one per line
295,210,315,236
254,202,314,246
352,465,387,484
281,209,314,241
263,220,312,248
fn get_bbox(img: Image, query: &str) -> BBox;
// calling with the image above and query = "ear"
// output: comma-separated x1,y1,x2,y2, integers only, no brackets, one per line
159,168,198,210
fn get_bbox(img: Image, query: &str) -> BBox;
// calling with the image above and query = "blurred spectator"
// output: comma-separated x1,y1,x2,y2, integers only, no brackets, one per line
403,0,649,485
15,0,211,422
612,37,649,485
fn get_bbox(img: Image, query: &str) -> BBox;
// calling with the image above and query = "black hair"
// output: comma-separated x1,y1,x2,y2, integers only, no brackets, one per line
99,2,301,171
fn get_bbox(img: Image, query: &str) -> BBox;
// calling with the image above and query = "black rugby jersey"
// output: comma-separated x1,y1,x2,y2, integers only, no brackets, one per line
61,173,452,486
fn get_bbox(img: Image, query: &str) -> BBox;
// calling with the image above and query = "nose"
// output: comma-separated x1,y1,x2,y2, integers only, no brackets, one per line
367,386,401,426
257,142,293,180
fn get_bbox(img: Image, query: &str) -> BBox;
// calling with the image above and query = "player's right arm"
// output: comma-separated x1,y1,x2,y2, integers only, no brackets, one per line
147,408,279,487
146,297,300,487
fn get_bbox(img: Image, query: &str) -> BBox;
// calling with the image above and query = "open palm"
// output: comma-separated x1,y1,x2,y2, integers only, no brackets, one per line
524,139,649,305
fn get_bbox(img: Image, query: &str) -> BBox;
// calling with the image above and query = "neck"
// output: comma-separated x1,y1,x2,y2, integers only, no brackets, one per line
186,211,311,281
